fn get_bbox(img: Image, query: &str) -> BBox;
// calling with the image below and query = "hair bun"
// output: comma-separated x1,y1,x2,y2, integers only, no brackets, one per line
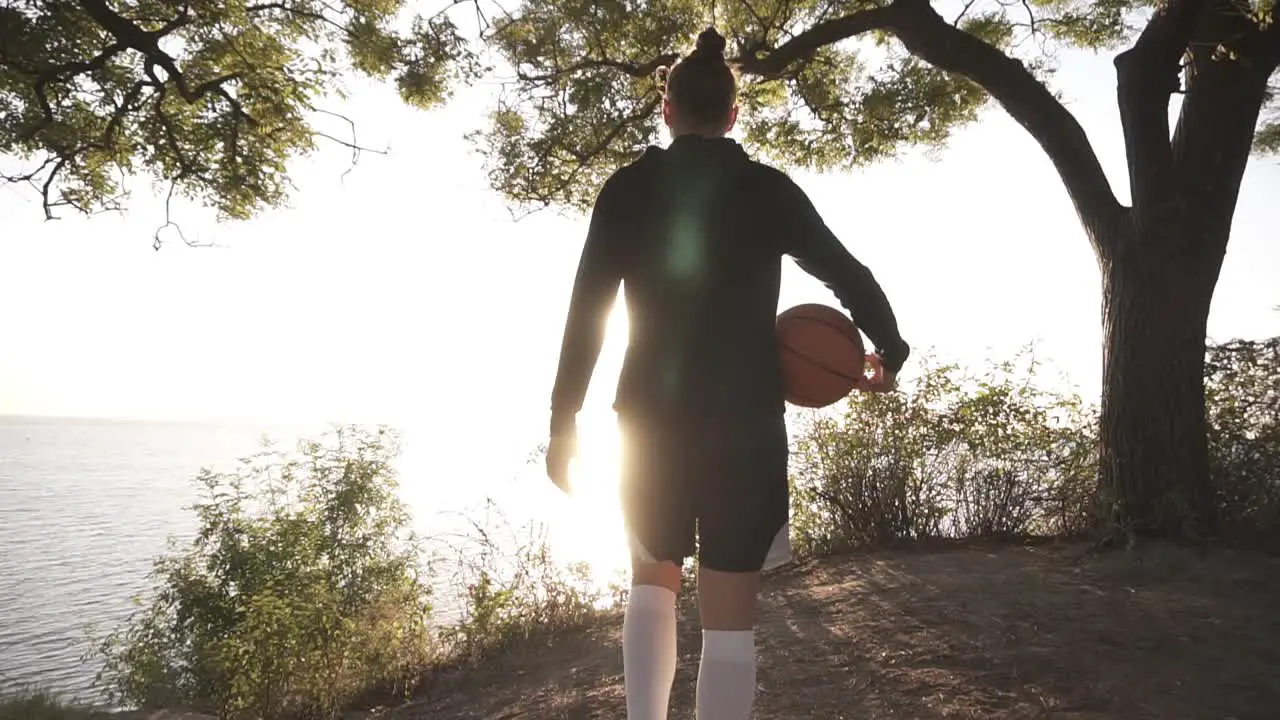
694,27,727,58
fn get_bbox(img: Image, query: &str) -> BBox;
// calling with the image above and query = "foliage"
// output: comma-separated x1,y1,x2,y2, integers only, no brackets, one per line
788,349,1098,556
432,502,614,663
1206,337,1280,545
8,2,1277,222
93,426,435,720
789,339,1280,556
0,0,480,221
477,0,1280,211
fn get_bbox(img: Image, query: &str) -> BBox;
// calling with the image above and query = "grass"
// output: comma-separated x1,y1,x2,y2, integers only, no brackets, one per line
0,692,94,720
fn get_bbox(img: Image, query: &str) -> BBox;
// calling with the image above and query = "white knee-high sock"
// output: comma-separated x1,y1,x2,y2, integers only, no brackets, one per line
623,584,678,720
696,629,757,720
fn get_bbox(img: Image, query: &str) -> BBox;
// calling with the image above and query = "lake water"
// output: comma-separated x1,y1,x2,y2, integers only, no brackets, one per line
0,415,632,703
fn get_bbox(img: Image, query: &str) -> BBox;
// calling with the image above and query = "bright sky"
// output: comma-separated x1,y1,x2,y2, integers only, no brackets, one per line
1,44,1277,475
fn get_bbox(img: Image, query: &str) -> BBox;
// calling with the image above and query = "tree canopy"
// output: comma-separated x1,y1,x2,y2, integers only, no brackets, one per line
1,0,479,222
478,0,1279,213
3,1,1277,221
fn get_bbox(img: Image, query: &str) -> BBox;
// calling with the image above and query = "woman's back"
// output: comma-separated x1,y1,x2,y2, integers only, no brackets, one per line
607,135,790,423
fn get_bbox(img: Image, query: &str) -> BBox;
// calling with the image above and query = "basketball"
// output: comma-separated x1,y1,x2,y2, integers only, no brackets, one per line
776,303,869,408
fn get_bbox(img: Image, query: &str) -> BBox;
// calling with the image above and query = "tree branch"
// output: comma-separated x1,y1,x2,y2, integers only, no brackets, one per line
738,5,899,78
1130,0,1209,63
1168,58,1268,274
76,0,253,123
245,2,351,35
1113,0,1210,214
517,55,678,84
882,0,1124,245
19,41,129,140
1237,2,1280,68
545,93,661,205
1168,6,1274,269
508,0,1122,241
310,107,389,182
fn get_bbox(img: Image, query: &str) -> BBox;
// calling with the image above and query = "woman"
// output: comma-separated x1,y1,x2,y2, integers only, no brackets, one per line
545,27,910,720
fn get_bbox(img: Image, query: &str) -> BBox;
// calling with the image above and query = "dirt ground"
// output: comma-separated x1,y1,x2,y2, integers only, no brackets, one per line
399,541,1280,719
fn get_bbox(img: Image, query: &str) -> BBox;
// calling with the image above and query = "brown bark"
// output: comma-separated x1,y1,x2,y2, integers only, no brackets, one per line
1095,4,1274,541
1097,220,1219,539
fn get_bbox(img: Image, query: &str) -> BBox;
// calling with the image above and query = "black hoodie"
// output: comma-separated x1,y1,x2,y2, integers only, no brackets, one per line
549,135,909,434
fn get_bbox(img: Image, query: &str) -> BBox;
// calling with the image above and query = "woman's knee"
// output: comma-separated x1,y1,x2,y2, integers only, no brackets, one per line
632,559,683,593
697,566,761,630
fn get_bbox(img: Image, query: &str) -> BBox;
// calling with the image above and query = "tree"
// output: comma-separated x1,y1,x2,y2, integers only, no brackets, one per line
475,0,1279,541
0,0,481,227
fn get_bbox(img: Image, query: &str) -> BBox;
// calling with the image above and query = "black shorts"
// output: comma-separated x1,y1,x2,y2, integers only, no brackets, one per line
618,413,790,573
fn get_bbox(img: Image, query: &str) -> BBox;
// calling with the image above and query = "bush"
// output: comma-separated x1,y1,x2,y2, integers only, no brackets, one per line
1206,337,1280,545
790,337,1280,558
788,350,1098,556
93,426,434,720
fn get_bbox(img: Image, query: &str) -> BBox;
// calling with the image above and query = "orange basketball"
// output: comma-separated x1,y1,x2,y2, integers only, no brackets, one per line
776,303,868,408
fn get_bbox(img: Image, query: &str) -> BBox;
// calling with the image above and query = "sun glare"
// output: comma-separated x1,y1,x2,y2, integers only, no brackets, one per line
548,301,633,581
545,411,628,586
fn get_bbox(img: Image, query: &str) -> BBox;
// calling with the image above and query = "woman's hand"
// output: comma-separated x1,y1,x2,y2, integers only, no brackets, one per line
856,354,897,393
545,430,577,494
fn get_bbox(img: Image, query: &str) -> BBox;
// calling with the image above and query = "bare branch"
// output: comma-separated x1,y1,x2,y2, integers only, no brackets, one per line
953,0,979,26
0,155,60,189
310,108,388,183
518,55,679,84
153,177,222,250
40,157,69,220
246,2,350,35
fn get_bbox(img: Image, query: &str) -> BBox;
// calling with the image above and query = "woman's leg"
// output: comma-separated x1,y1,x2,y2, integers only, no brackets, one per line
624,560,683,720
694,568,762,720
693,417,789,719
619,417,695,720
623,560,682,720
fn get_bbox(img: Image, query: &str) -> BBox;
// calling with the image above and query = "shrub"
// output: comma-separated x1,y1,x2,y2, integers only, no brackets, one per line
93,426,434,720
433,501,613,662
1206,337,1280,545
788,358,958,554
941,355,1097,538
788,349,1098,556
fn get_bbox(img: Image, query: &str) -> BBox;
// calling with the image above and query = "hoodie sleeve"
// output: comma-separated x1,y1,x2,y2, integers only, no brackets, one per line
771,171,911,374
548,176,627,436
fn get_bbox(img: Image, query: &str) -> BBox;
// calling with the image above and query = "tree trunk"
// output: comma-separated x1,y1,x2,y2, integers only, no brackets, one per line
1095,12,1273,543
1096,216,1224,542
